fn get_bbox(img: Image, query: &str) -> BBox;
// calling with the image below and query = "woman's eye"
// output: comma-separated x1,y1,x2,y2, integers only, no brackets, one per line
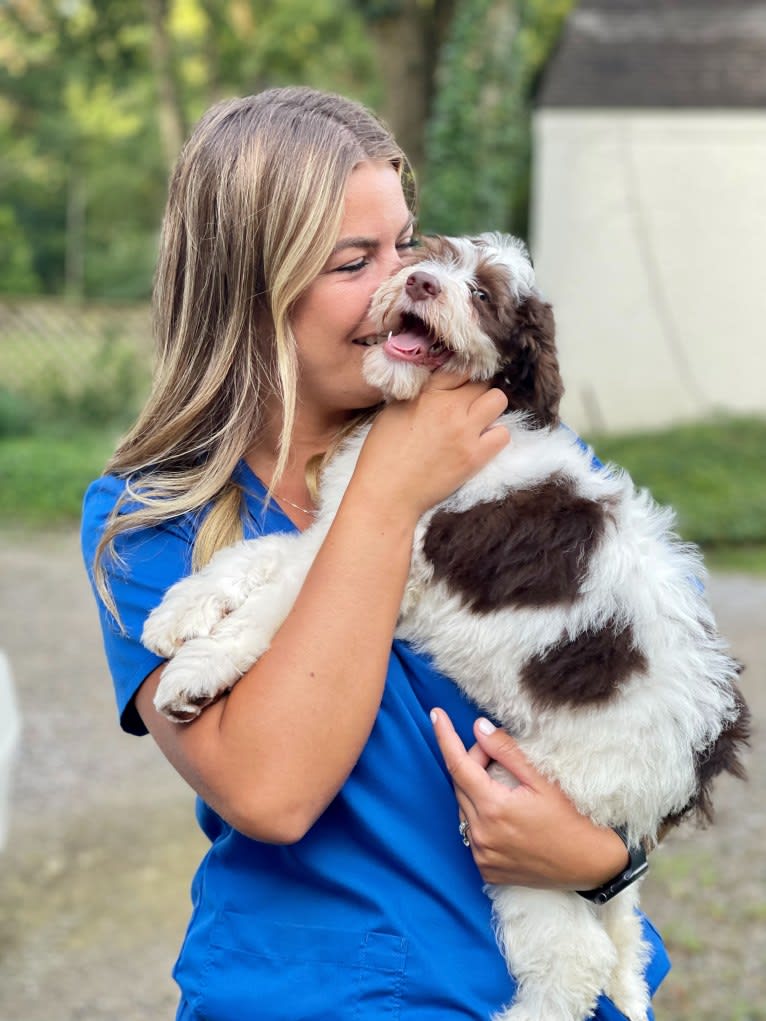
397,237,420,251
335,258,368,273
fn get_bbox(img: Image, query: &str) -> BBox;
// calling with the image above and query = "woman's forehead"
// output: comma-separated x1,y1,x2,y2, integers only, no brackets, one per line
337,161,410,240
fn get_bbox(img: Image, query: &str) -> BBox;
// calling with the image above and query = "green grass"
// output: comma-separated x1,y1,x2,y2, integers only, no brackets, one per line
0,427,118,527
586,415,766,574
1,414,765,575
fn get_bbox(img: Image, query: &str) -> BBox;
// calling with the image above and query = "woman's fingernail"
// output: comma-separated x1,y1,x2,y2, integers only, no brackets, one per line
430,709,438,725
477,718,495,735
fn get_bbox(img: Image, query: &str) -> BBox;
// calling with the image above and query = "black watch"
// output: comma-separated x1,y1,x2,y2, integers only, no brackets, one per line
576,826,649,905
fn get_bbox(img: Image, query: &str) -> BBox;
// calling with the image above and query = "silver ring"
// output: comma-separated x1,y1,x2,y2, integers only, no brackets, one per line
459,819,471,847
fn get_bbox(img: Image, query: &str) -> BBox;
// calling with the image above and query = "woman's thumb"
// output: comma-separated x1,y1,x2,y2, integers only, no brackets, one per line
472,718,539,788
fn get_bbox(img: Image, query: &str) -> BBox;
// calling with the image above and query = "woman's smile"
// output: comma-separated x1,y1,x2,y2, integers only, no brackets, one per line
289,160,415,418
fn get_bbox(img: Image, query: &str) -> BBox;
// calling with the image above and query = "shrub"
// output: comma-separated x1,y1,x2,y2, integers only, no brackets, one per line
0,387,36,438
22,332,149,430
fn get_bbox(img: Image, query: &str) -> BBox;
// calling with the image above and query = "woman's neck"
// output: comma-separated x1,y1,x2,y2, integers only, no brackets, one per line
244,403,349,492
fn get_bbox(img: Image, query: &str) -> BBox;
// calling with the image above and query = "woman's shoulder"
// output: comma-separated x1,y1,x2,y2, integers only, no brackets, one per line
82,473,134,527
80,473,203,580
83,473,201,539
80,462,284,564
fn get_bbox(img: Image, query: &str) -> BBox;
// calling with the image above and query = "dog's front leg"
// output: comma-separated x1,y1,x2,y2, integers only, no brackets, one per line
143,533,296,659
601,886,650,1021
152,529,319,722
488,885,628,1021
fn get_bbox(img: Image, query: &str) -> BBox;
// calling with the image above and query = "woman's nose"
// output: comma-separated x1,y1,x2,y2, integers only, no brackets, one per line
405,271,441,302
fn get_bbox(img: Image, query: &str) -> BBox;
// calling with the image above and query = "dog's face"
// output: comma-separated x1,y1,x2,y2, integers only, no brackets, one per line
363,233,563,427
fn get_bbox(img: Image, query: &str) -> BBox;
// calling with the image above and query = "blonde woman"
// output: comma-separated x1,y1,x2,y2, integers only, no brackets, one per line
82,88,669,1020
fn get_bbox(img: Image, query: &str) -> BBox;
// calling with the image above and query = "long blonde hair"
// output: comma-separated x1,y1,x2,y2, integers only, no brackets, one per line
93,87,413,617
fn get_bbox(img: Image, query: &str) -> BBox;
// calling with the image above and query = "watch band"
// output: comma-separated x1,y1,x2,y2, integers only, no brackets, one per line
576,826,649,905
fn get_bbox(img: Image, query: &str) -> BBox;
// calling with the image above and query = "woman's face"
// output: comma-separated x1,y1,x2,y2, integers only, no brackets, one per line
290,160,415,422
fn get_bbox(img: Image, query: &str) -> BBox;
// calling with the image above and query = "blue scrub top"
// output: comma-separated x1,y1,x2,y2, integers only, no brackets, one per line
81,462,670,1020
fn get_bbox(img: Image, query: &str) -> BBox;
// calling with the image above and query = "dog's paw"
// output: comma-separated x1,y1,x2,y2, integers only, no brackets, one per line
142,584,241,658
153,683,223,723
604,982,649,1021
143,541,289,658
153,639,241,722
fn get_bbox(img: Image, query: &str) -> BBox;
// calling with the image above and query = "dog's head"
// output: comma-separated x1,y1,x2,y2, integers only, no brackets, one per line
363,233,563,427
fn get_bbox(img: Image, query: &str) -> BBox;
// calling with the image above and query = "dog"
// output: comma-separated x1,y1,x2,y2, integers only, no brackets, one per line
143,233,750,1021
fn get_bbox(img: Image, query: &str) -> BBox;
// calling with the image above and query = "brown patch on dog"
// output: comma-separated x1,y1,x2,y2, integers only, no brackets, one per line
457,252,564,427
423,474,607,612
520,619,648,710
418,234,463,264
492,294,563,428
656,681,751,840
471,258,563,428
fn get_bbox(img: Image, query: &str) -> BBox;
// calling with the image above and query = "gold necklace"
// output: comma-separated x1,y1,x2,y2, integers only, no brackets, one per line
275,492,317,516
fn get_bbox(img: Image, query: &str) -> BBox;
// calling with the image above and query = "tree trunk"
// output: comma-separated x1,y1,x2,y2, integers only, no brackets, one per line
365,0,457,174
144,0,187,172
65,165,86,300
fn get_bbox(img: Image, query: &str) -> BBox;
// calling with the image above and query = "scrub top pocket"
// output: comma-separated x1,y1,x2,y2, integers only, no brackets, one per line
195,911,408,1020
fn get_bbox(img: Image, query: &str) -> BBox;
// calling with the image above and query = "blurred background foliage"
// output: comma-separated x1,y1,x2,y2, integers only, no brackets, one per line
1,0,765,568
0,0,573,300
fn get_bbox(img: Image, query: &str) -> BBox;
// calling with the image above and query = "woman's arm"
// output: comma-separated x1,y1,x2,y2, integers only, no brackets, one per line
135,374,510,844
430,710,630,890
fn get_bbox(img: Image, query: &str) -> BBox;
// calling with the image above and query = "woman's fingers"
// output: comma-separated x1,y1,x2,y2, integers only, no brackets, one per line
430,708,494,814
470,717,541,790
432,709,631,889
424,370,509,425
467,738,492,771
432,709,534,795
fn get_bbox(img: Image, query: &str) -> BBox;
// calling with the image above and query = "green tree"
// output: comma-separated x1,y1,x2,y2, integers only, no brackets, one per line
0,0,165,297
0,0,376,299
0,207,40,293
351,0,573,236
352,0,457,173
420,0,574,236
0,0,572,298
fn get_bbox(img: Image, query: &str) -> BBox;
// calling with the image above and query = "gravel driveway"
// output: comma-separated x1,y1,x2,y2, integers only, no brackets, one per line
0,530,763,1020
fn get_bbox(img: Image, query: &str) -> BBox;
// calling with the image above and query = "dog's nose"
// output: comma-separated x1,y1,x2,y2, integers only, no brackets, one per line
406,271,441,302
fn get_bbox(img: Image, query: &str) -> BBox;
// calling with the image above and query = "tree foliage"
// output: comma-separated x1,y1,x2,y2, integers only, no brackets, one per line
421,0,573,237
0,0,570,299
0,0,376,299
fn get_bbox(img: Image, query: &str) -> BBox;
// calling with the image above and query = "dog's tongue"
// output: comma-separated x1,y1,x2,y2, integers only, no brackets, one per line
383,330,450,368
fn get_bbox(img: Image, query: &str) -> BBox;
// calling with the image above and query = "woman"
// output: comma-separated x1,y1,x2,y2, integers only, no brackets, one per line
82,87,669,1019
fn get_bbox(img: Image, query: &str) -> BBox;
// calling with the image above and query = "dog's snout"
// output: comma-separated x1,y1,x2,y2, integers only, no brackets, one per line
406,271,441,302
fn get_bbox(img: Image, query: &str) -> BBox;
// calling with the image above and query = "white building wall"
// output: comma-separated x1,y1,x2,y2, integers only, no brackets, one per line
530,109,766,434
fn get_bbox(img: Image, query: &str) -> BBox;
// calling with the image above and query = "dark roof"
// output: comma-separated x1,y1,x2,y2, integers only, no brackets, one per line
536,1,766,108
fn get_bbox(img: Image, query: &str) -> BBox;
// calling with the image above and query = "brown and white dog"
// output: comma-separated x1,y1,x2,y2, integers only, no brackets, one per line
143,233,749,1021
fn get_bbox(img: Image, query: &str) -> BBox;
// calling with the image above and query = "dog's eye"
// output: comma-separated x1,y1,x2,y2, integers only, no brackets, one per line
472,288,489,303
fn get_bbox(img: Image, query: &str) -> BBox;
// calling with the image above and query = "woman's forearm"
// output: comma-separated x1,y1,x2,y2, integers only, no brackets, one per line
137,377,510,841
137,478,418,842
212,479,419,837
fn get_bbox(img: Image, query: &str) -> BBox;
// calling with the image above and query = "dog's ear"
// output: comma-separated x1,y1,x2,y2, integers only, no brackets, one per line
494,295,563,428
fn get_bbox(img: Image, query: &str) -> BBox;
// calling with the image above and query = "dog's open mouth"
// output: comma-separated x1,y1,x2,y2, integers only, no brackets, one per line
379,312,452,369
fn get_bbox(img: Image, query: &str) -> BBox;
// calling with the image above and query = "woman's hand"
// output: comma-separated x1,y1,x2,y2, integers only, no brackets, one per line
430,709,630,890
352,370,510,524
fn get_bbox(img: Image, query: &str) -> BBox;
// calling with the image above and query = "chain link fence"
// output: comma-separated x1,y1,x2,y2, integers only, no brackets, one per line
0,299,154,432
0,299,152,395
